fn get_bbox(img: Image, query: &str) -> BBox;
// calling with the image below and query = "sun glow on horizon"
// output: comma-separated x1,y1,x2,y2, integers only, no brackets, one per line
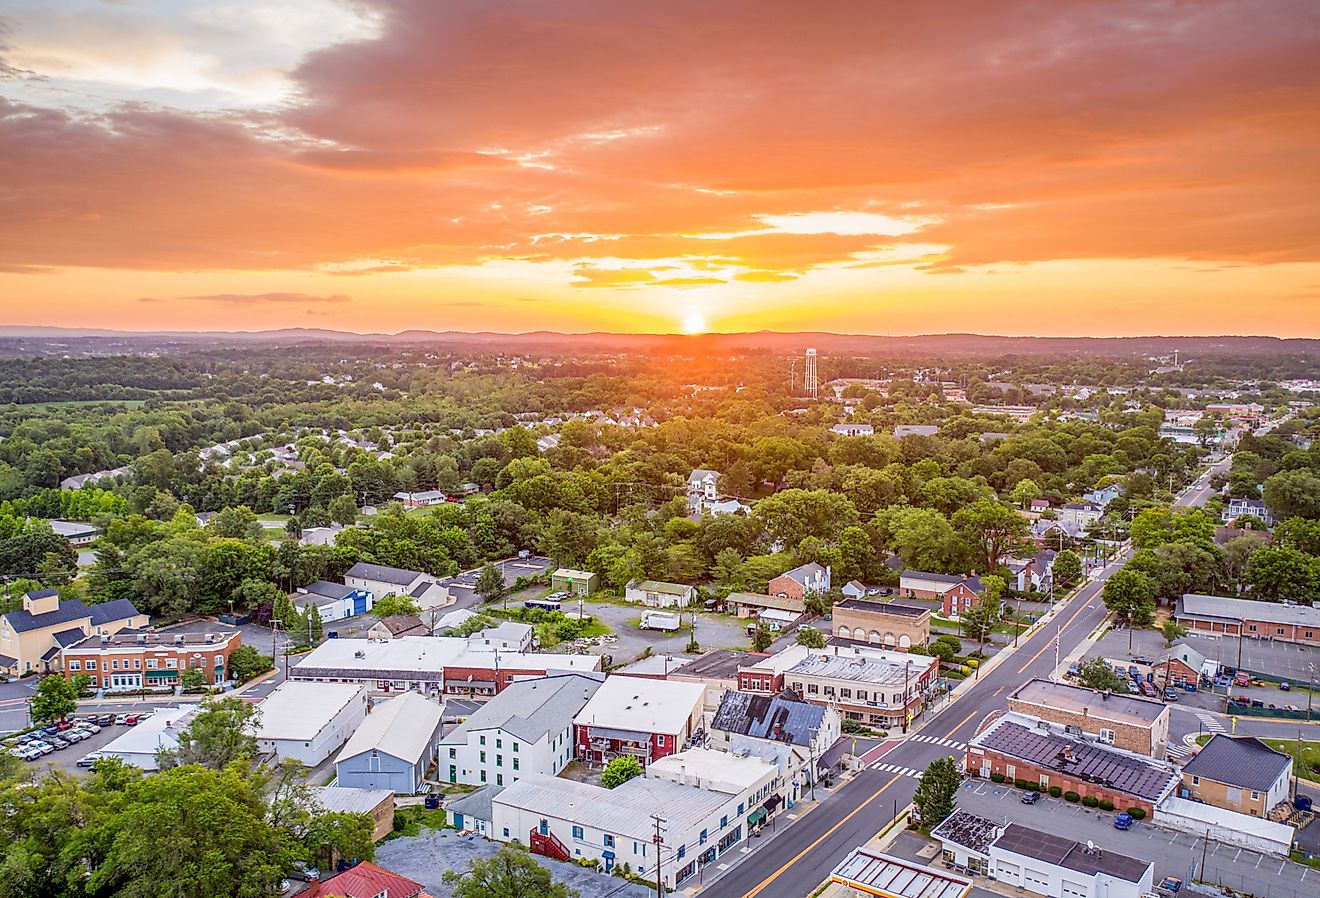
682,310,707,334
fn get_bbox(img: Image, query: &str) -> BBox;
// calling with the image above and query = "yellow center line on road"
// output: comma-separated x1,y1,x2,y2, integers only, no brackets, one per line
1017,587,1099,674
744,773,902,898
992,686,1005,697
943,710,977,741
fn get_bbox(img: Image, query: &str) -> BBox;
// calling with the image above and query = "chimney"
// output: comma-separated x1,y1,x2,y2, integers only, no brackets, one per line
99,634,109,644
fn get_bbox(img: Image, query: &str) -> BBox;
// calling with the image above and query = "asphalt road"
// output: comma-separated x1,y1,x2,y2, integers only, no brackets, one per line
1173,455,1230,508
698,555,1126,898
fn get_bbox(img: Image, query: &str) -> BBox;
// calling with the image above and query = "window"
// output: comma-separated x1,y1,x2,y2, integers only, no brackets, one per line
503,827,509,838
1192,776,1200,786
1039,775,1049,788
1277,627,1286,636
1248,624,1258,632
166,659,177,669
449,748,456,759
603,835,615,848
496,739,502,749
133,659,141,669
496,755,503,767
573,826,584,840
86,660,97,670
1005,765,1016,779
699,829,707,844
112,659,120,670
807,684,819,695
146,659,157,669
214,655,223,666
513,742,519,753
480,770,487,783
856,690,867,701
823,685,834,696
738,802,744,815
721,815,728,828
1251,791,1260,800
480,751,486,763
840,688,852,699
496,774,503,786
1097,728,1114,745
513,757,519,771
68,660,80,671
480,735,486,746
677,845,685,860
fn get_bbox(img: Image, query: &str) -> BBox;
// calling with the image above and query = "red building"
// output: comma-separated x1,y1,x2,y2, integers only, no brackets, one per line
573,676,705,766
63,630,240,691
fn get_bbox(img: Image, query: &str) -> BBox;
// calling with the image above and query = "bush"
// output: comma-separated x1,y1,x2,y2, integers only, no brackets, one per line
1082,795,1099,808
1014,778,1029,790
1098,799,1114,811
1126,807,1146,820
1049,786,1062,798
990,772,1006,784
1064,791,1080,803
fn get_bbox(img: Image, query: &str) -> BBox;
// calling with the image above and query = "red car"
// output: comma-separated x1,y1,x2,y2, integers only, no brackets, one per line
123,715,141,726
56,719,73,731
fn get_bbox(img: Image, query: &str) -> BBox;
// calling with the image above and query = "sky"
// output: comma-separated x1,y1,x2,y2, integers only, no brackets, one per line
1,0,1318,336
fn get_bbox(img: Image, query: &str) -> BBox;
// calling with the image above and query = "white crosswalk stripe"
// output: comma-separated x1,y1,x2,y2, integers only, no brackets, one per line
909,734,967,750
870,762,923,778
1166,745,1195,763
1195,712,1226,733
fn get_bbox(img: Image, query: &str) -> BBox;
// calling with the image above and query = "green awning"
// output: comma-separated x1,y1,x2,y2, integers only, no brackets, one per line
746,808,768,827
145,669,178,680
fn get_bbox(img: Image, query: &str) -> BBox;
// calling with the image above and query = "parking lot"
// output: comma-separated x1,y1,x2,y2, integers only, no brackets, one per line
954,777,1317,898
7,711,169,774
580,600,752,665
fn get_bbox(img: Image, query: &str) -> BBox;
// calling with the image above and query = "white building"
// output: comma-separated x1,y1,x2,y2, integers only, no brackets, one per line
441,674,602,787
344,561,429,599
96,705,198,771
830,423,875,437
254,681,369,765
491,748,779,886
624,579,697,608
687,469,720,514
573,676,706,766
292,581,373,623
1058,502,1104,530
48,520,101,546
471,621,534,652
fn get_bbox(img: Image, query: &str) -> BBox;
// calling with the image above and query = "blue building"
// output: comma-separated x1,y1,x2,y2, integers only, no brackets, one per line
334,692,443,794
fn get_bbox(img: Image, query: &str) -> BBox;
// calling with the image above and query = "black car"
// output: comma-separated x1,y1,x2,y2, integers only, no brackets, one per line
1021,790,1042,805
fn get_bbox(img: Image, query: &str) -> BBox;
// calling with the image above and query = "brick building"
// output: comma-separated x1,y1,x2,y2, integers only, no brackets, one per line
831,598,930,650
1180,735,1292,817
63,629,241,690
767,562,831,602
1008,679,1170,760
897,571,984,617
573,676,705,766
1175,593,1320,648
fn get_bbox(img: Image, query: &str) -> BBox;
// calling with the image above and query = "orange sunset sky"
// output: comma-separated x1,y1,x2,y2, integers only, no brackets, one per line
1,1,1318,336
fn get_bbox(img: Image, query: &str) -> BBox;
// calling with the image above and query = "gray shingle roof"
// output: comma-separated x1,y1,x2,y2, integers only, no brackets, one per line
306,580,356,599
445,784,505,823
3,597,91,633
347,561,425,585
442,674,602,746
711,690,825,746
1182,735,1292,792
88,599,142,627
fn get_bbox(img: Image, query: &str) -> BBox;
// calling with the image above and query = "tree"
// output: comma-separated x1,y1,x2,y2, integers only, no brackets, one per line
1010,478,1041,509
303,603,324,644
284,515,303,540
157,696,259,770
1102,568,1156,628
371,594,422,618
912,756,961,826
929,634,962,662
1264,469,1320,520
711,547,747,591
227,644,273,684
1246,546,1320,601
444,845,580,898
327,494,358,526
601,755,644,789
1160,618,1188,646
795,627,826,648
751,621,774,652
1052,550,1082,590
476,562,507,606
952,499,1027,573
1077,657,1129,692
29,674,78,724
71,672,93,697
960,590,1001,658
208,505,262,540
179,667,207,693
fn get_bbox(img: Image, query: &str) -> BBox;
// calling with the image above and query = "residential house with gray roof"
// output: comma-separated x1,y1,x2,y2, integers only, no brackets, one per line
1181,735,1292,817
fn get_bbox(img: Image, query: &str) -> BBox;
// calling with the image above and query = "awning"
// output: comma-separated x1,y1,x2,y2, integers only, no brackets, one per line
817,737,850,772
747,808,768,827
145,669,178,680
764,794,783,811
602,850,615,860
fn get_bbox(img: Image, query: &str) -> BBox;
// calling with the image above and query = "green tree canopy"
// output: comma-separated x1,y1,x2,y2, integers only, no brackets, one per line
29,674,78,724
600,755,644,789
444,845,580,898
912,756,961,826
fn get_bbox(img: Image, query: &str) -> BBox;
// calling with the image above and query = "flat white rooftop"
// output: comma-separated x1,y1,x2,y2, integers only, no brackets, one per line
574,675,704,735
255,681,366,742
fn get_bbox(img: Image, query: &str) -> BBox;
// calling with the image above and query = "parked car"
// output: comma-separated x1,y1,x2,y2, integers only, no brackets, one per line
21,747,44,762
82,723,102,734
1127,666,1140,679
48,737,70,751
1066,663,1081,678
41,725,60,737
1280,681,1292,691
1114,813,1134,830
55,719,72,731
63,730,86,743
1163,687,1179,701
1021,791,1041,805
30,741,54,756
1132,656,1155,666
113,714,128,725
97,714,115,726
124,714,141,726
76,753,103,768
1139,682,1157,698
1126,683,1141,694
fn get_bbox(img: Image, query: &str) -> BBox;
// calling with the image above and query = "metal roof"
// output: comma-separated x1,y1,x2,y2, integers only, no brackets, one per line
994,823,1153,884
834,598,929,618
442,674,601,745
494,773,731,839
1179,593,1320,628
315,786,393,816
3,597,92,634
711,690,825,746
1181,735,1292,792
336,692,442,766
88,599,143,627
444,784,504,823
305,580,356,599
627,579,695,596
254,681,366,742
575,675,704,735
1011,678,1167,726
672,648,757,679
52,627,87,647
830,847,971,898
346,561,425,585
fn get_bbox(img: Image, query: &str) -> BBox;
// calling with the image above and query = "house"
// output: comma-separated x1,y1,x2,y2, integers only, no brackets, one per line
1083,483,1123,507
709,689,842,794
840,580,866,600
289,635,600,696
624,579,697,608
831,598,930,651
668,649,761,710
47,520,101,546
293,580,373,623
830,848,973,898
1008,679,1170,759
768,562,831,602
1030,498,1051,512
300,861,427,898
471,621,534,652
897,571,983,618
687,468,721,514
1180,735,1292,817
490,750,779,884
443,674,602,787
1175,593,1320,647
893,424,939,438
550,568,598,596
367,613,428,640
708,498,752,516
335,692,443,794
316,786,396,842
346,562,429,599
574,675,705,766
429,607,479,635
0,590,147,677
1058,502,1104,530
738,643,939,732
1152,642,1213,688
1030,518,1082,547
965,711,1180,816
445,784,504,835
254,681,369,765
932,812,1154,898
393,489,447,509
724,592,805,628
830,423,875,437
978,431,1010,443
1222,497,1276,527
97,705,198,770
63,629,240,691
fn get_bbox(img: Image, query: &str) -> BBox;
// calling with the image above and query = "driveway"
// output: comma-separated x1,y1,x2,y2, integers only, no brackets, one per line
579,600,750,664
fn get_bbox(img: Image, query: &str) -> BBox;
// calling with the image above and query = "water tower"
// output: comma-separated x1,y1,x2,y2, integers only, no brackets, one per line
804,348,818,400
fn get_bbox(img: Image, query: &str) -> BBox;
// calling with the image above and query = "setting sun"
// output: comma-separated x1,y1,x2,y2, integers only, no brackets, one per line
682,311,707,335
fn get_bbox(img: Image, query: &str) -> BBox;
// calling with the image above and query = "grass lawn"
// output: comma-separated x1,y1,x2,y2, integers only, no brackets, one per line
383,806,450,841
14,398,152,410
255,512,293,523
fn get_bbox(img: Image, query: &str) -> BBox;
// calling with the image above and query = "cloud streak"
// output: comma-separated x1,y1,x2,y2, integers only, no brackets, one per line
140,292,351,304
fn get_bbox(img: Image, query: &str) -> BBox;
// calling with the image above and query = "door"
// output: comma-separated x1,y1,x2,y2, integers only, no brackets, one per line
1023,869,1049,894
453,813,464,830
1061,882,1087,898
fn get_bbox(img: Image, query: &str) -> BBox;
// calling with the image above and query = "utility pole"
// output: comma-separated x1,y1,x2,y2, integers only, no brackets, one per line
651,815,667,898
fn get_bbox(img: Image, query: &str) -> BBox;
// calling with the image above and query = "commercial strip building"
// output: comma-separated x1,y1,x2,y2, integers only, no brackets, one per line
254,681,369,765
709,689,844,793
573,675,705,766
441,674,602,786
97,705,199,770
930,810,1153,898
831,598,931,650
1175,593,1320,647
288,635,601,695
668,648,766,710
965,711,1179,816
63,629,240,691
490,748,780,886
1,589,147,677
1008,679,1170,759
737,643,939,731
829,847,972,898
335,692,444,794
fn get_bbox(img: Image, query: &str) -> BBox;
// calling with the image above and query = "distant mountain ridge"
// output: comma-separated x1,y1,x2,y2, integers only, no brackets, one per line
0,325,1316,355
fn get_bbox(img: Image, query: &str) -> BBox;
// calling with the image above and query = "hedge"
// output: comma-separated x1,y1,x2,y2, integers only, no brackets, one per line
990,773,1006,784
1082,795,1099,808
1014,778,1030,790
1049,786,1063,798
1064,791,1080,803
1098,799,1115,811
1126,807,1146,820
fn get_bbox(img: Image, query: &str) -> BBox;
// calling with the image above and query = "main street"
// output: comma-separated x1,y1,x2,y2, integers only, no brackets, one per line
699,557,1125,898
